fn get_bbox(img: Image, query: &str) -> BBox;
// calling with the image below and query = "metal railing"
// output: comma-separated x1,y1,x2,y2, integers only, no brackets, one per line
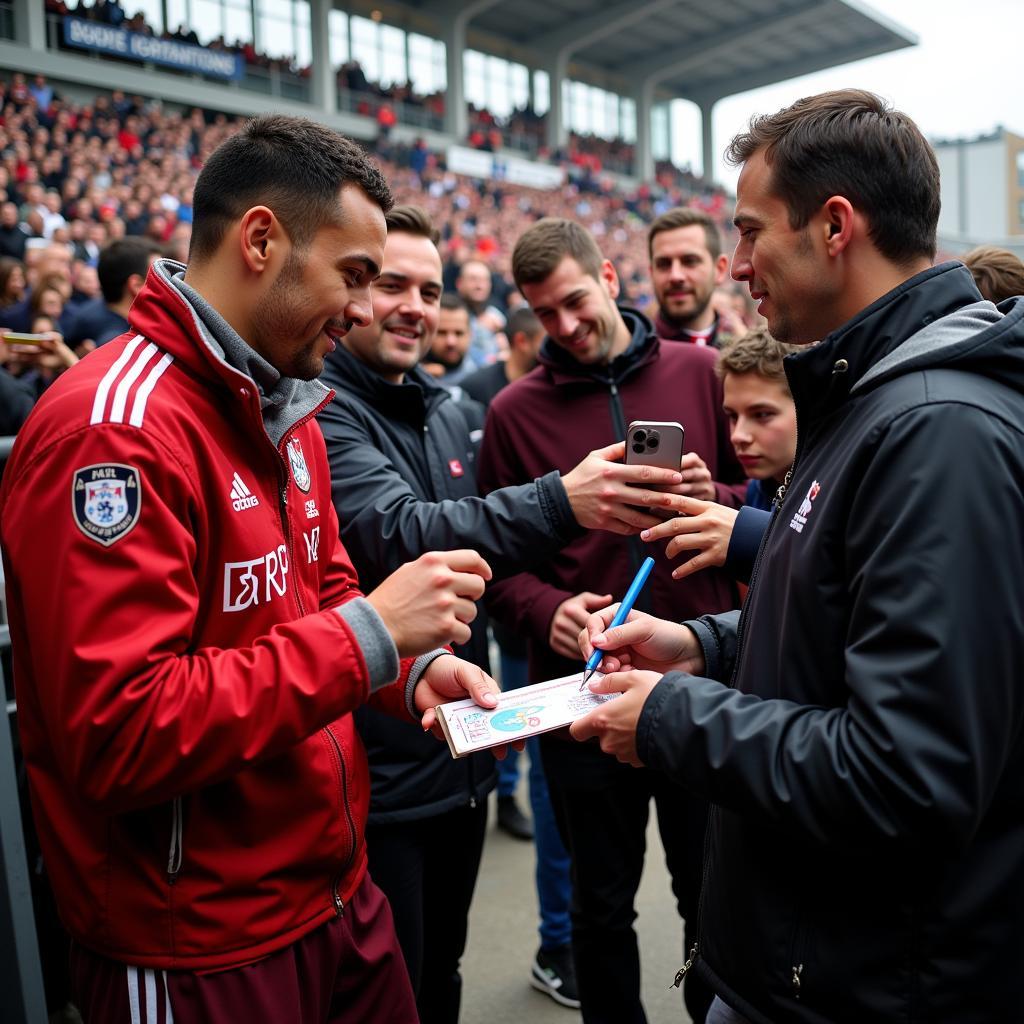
0,617,47,1024
1,430,47,1023
336,88,443,133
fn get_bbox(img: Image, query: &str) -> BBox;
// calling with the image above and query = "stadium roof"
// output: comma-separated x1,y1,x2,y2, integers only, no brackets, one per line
352,0,917,108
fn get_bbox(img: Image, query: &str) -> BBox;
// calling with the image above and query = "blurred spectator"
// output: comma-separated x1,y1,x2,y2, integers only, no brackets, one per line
962,245,1024,303
0,202,28,260
29,75,53,111
456,259,506,366
28,277,67,324
421,293,475,387
0,257,27,306
65,237,161,350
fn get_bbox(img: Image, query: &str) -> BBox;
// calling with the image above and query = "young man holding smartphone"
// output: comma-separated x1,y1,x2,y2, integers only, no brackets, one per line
476,218,747,1024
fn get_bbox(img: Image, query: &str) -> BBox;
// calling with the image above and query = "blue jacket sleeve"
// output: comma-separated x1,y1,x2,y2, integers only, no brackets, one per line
723,506,771,584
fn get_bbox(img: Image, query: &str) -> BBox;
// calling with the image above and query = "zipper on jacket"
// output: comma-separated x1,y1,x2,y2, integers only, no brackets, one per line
277,469,306,618
606,379,645,582
728,419,801,688
166,796,183,884
672,942,699,988
676,431,799,982
324,727,358,916
791,962,804,998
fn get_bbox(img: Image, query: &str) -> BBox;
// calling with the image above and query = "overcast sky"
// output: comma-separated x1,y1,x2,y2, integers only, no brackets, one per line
672,0,1022,188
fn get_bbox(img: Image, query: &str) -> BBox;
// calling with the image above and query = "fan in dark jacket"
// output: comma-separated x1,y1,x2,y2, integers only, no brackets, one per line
317,206,690,1024
573,90,1024,1024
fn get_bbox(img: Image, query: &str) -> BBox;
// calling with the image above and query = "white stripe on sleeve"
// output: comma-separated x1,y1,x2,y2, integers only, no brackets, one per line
109,343,159,424
128,352,174,428
91,335,145,425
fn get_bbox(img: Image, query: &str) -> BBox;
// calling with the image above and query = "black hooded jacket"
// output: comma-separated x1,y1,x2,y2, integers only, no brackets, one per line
638,263,1024,1021
318,345,579,821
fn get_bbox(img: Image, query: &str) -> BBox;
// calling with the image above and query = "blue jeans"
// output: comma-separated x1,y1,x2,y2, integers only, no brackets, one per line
497,649,572,950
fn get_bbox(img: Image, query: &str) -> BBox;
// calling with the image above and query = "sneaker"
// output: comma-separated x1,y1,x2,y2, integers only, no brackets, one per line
531,944,581,1009
497,795,533,840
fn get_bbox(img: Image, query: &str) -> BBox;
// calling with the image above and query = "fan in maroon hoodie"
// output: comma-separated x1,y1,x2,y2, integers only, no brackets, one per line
477,218,746,1024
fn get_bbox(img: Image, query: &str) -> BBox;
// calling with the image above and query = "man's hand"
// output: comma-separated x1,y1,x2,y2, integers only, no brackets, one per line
640,495,739,579
578,605,705,675
569,669,663,766
549,591,612,660
561,441,683,535
663,452,715,502
415,655,524,759
367,550,492,657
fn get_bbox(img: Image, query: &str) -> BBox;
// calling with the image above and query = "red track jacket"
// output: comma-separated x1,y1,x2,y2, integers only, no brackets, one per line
0,265,416,970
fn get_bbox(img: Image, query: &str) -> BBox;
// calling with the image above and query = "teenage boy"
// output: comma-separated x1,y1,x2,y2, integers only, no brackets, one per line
642,328,799,583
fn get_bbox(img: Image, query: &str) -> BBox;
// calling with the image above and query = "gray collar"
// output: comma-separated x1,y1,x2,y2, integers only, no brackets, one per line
851,300,1002,394
158,261,330,447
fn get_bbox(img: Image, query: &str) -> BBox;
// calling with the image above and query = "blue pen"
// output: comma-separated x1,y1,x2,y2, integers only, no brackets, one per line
579,556,656,690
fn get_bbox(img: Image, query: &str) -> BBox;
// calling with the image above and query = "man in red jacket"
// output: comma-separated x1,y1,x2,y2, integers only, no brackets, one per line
477,218,747,1024
0,115,499,1024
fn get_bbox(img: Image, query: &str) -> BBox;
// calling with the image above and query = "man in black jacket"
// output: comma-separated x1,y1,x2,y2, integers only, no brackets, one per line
317,205,688,1023
572,89,1024,1024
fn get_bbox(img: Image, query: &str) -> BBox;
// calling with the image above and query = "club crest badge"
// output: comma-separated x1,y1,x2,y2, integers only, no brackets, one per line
72,464,142,546
789,480,821,535
286,438,311,493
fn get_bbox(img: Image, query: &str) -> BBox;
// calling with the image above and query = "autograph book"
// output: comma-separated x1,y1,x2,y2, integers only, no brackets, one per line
435,672,621,758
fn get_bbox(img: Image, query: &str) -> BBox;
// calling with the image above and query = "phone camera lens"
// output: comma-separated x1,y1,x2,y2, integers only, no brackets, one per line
632,429,647,444
632,443,645,454
647,431,660,450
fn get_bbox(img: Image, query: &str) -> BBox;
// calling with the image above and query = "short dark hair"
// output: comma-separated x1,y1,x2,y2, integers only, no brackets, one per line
98,238,160,303
385,204,440,245
440,293,468,313
507,305,541,339
647,207,722,261
512,218,602,289
962,246,1024,304
189,115,392,262
726,89,939,265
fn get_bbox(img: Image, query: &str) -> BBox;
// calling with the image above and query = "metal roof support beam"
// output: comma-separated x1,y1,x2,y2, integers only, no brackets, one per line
545,51,569,155
699,99,715,183
14,0,46,51
634,78,656,183
538,0,682,156
437,0,503,141
309,0,336,116
618,0,825,85
690,35,914,106
534,0,683,56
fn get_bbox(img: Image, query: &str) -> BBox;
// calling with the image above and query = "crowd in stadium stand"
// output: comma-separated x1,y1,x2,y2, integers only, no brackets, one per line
42,0,707,181
0,72,736,421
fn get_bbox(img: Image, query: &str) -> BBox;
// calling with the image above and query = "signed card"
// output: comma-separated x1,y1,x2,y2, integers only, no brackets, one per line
435,672,620,758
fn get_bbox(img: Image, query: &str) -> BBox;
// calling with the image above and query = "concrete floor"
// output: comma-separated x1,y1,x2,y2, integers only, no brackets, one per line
460,782,694,1024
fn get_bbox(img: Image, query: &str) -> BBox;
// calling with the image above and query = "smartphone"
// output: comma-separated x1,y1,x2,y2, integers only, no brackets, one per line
2,332,47,346
624,420,685,472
